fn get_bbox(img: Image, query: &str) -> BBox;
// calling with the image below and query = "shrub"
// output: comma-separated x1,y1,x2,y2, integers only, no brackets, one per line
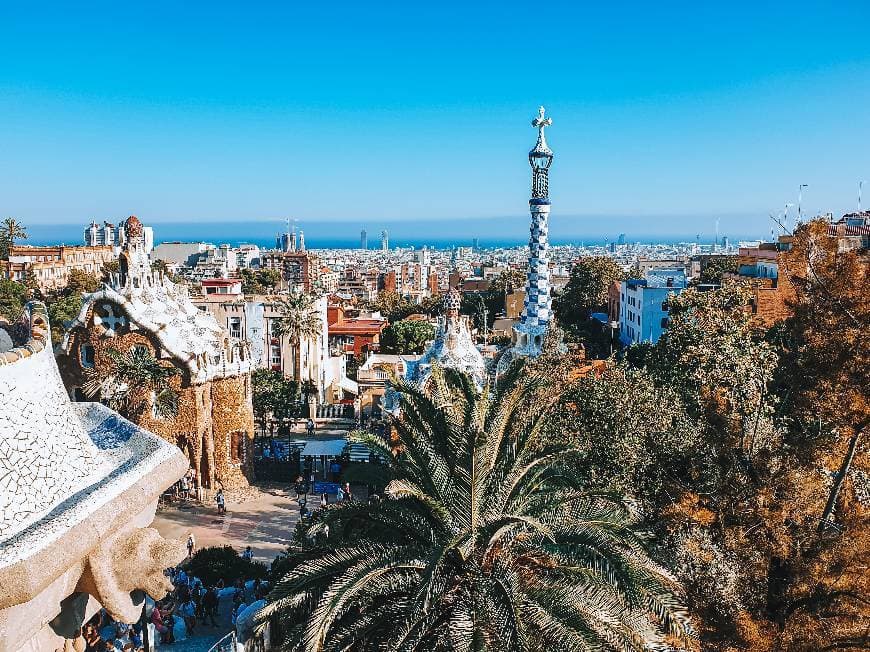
184,545,267,587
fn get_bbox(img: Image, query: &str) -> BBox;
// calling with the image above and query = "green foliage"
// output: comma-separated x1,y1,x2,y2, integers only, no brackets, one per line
554,256,625,327
83,346,180,419
47,293,83,343
697,256,739,285
186,545,267,588
0,279,28,321
379,319,435,354
369,291,442,322
545,366,696,502
272,293,321,344
262,367,694,650
252,368,300,426
241,268,282,294
64,269,101,295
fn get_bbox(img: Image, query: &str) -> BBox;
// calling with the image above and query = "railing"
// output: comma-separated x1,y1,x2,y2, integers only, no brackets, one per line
207,631,238,652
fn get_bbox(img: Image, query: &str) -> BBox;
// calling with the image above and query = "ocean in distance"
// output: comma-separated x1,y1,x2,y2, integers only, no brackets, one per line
21,215,769,250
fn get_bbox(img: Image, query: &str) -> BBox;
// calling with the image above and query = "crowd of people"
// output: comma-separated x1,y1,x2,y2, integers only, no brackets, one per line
77,554,269,651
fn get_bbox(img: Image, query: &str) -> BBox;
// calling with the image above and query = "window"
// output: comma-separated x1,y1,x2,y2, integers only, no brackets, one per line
80,344,95,368
229,430,246,464
228,317,242,339
270,343,281,368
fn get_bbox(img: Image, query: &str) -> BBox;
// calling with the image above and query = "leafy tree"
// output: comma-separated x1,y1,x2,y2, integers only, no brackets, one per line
0,217,27,258
240,268,282,294
554,256,625,327
101,259,120,280
697,256,739,285
252,368,300,428
380,319,436,354
0,279,28,321
272,292,322,381
47,293,84,343
262,367,694,650
83,346,180,419
65,268,101,295
369,290,412,321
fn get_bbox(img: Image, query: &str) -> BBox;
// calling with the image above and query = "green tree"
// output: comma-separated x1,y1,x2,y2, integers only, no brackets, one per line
272,292,322,381
46,293,84,343
0,217,27,258
65,268,101,295
83,346,180,419
696,256,739,285
369,290,414,321
553,256,625,327
252,367,301,428
379,319,435,354
0,279,28,321
262,367,693,650
259,268,282,292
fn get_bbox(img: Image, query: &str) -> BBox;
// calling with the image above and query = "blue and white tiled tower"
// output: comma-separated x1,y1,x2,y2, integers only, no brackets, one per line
509,106,554,359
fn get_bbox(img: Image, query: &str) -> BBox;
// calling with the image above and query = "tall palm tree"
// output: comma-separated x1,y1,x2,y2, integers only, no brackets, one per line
0,217,27,258
262,366,694,651
83,346,179,419
272,292,322,384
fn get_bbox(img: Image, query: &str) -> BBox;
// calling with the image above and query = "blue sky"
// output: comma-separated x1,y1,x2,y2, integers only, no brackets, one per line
1,1,869,240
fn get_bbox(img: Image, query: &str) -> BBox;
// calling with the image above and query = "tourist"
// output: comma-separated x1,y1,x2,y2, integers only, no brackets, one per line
180,595,197,635
202,586,219,626
180,473,189,500
320,492,328,508
343,482,352,502
336,484,344,502
306,418,315,437
242,545,253,561
293,476,304,499
216,488,226,514
187,533,196,558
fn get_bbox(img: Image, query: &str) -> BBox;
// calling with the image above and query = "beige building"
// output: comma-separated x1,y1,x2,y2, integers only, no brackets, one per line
2,244,115,292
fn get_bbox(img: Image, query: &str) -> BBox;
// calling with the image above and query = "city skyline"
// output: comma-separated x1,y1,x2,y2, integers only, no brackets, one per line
2,3,869,230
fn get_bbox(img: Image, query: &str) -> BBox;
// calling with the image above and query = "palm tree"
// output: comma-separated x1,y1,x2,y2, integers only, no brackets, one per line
272,292,322,384
83,346,179,419
262,366,694,651
0,217,27,258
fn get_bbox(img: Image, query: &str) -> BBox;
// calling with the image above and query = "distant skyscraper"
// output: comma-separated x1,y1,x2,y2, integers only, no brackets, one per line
617,233,626,246
360,229,368,250
381,229,389,252
472,237,480,251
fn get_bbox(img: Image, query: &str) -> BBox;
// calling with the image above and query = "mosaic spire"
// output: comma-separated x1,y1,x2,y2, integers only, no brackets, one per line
522,106,554,335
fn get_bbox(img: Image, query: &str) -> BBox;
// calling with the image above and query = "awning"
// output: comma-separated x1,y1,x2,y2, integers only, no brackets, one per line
301,439,348,457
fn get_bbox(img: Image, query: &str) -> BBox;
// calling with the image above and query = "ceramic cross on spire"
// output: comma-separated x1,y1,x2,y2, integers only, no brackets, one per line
531,106,553,155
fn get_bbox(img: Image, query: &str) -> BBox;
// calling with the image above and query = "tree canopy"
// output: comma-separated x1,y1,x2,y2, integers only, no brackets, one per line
263,366,693,650
553,256,625,328
379,319,435,355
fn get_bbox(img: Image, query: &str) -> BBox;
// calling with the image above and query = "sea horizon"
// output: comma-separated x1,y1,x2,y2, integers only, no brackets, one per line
19,216,774,250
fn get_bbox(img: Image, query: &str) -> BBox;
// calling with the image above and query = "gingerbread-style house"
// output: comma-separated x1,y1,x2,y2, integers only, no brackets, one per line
59,216,256,490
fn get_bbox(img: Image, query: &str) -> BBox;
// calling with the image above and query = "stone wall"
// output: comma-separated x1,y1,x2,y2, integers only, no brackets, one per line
209,375,255,489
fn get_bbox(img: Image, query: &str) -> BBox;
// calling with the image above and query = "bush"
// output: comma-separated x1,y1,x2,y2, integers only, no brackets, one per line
184,545,267,587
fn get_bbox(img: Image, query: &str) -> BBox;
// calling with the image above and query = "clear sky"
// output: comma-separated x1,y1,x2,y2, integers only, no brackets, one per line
1,1,869,239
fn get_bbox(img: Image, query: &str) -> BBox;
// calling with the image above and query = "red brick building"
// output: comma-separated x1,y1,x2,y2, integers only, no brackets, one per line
327,305,387,358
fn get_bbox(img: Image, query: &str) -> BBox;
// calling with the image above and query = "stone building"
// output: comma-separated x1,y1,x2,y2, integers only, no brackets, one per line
2,244,116,292
0,302,186,651
58,216,256,491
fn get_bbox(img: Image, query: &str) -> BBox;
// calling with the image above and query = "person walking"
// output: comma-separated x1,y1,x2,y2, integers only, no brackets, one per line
343,482,352,502
336,485,344,502
306,418,315,437
320,492,328,509
201,586,219,627
215,488,226,515
186,533,195,558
